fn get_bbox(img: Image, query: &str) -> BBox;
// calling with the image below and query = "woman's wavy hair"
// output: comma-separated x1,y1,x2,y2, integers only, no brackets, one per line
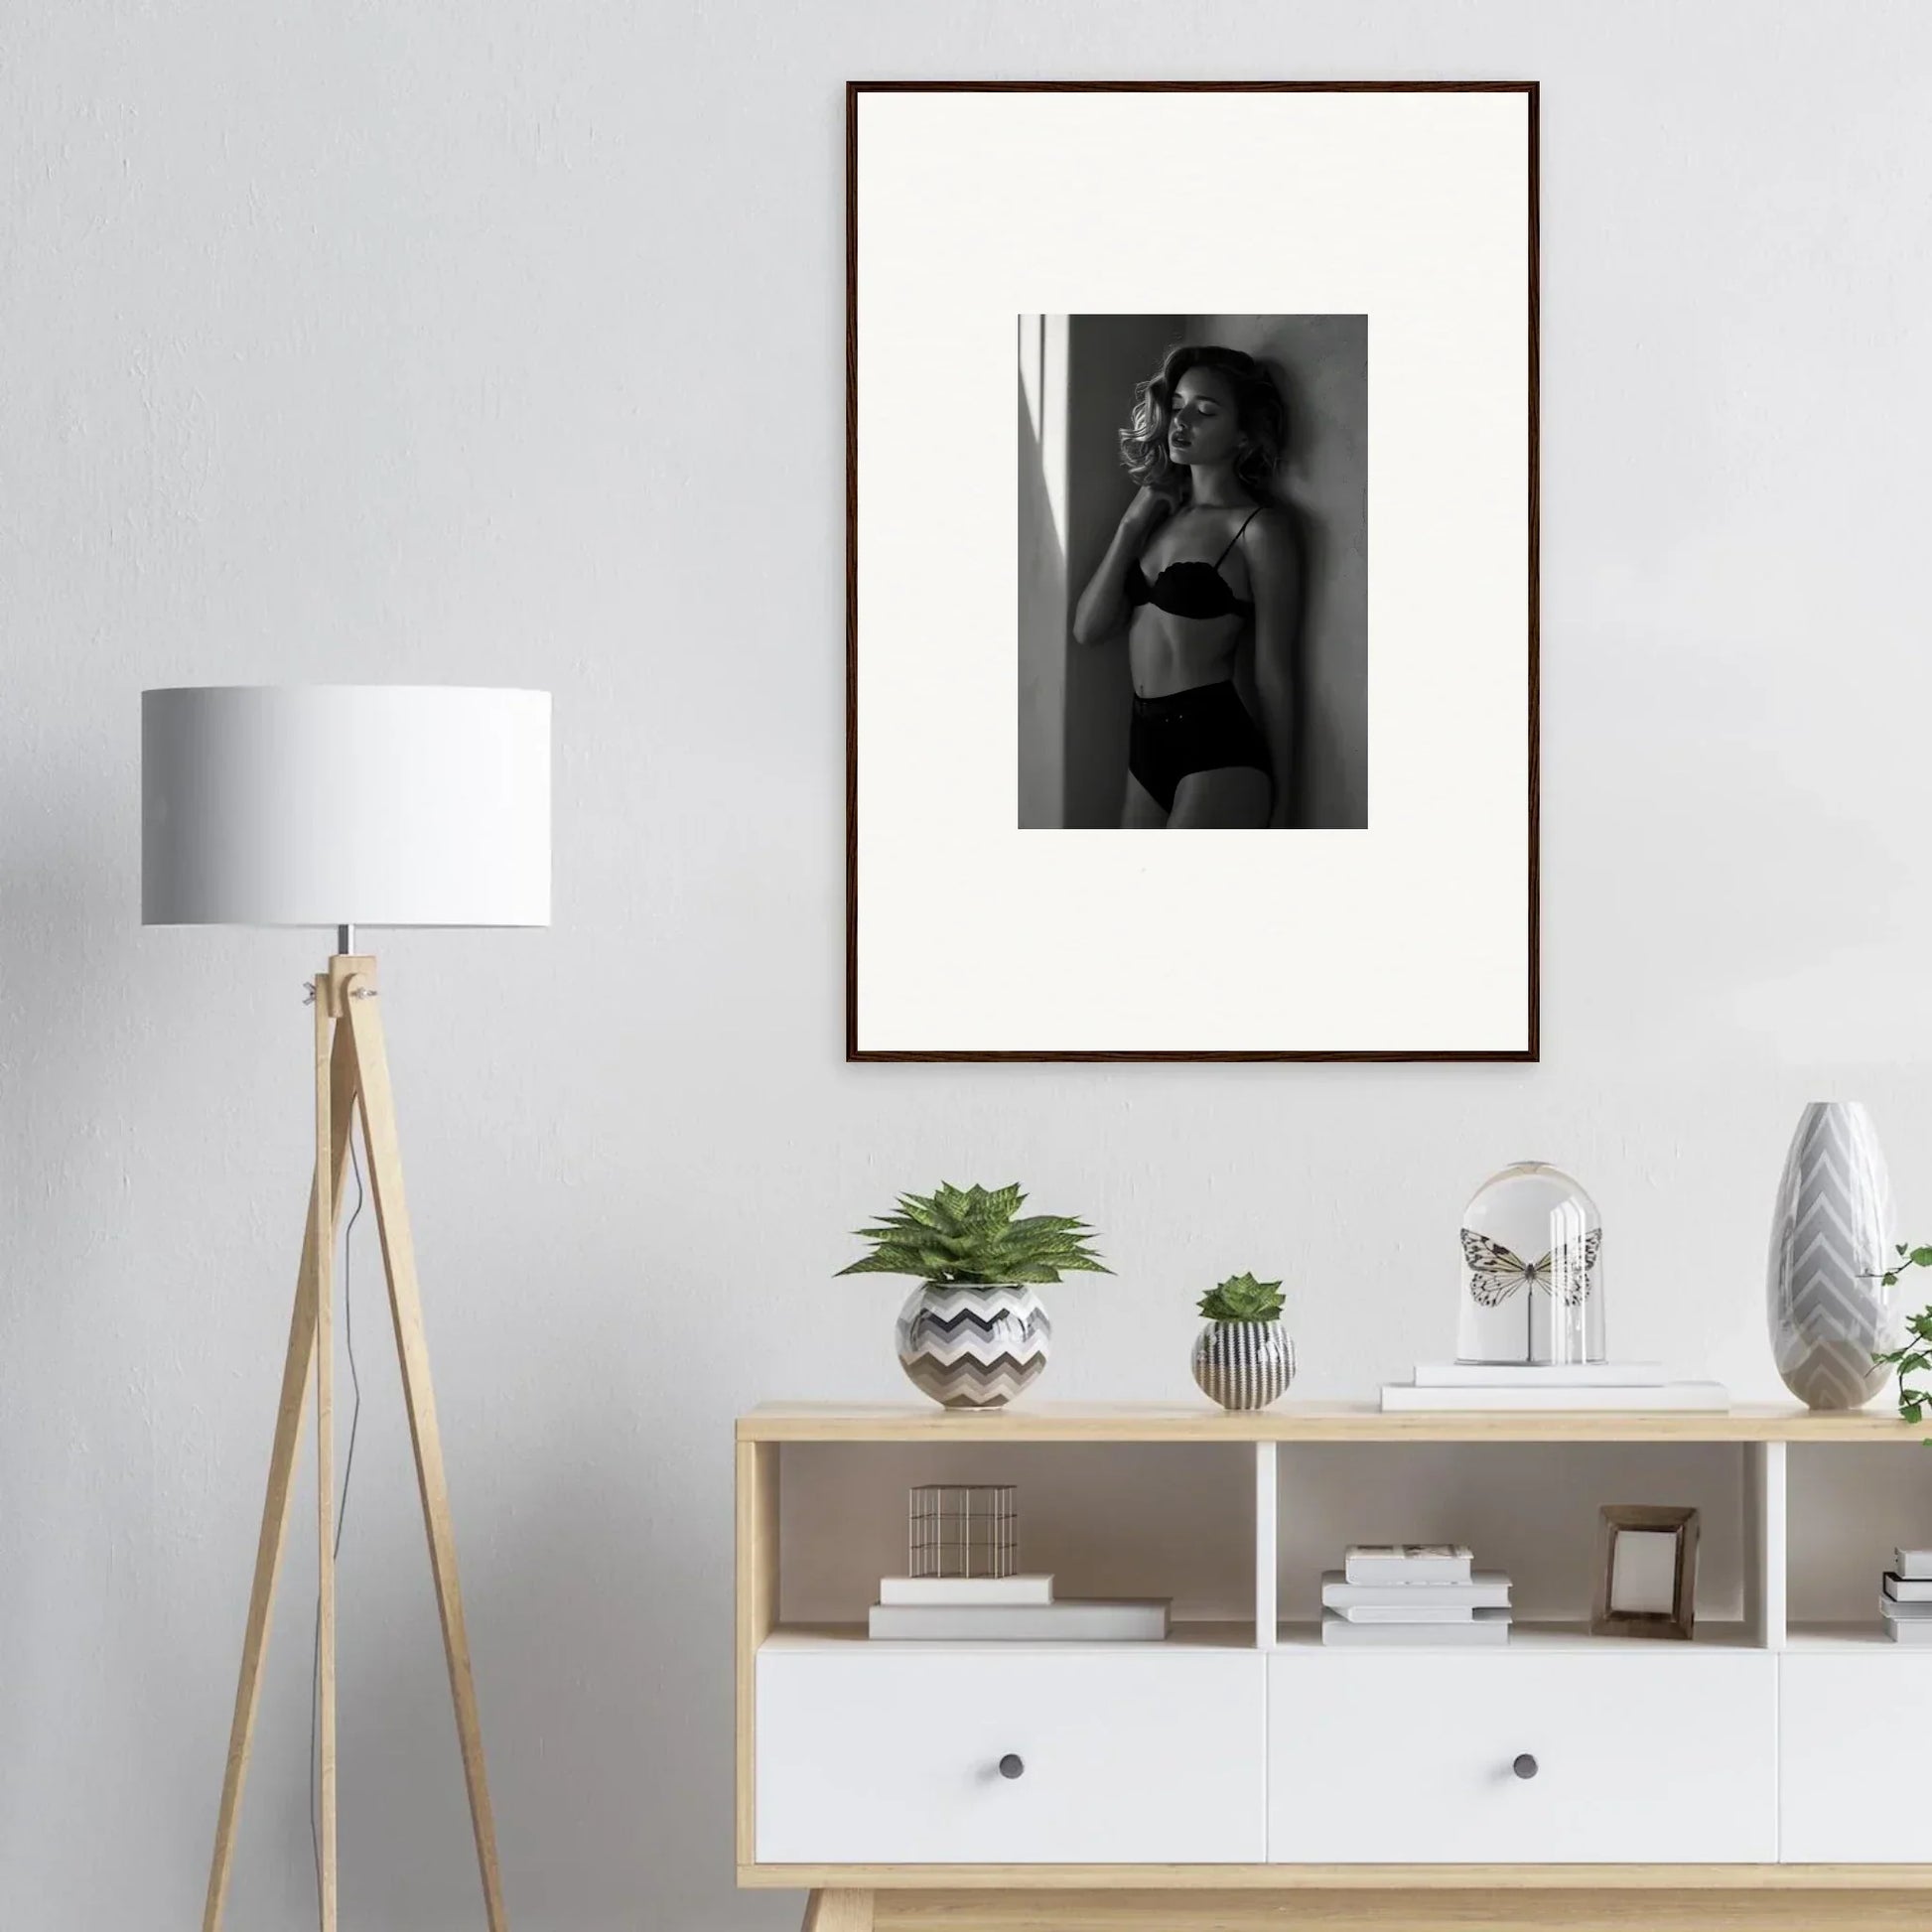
1120,343,1287,502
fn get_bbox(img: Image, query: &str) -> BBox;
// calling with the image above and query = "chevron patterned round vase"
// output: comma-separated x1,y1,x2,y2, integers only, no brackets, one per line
896,1283,1051,1410
1191,1319,1296,1411
1767,1101,1899,1411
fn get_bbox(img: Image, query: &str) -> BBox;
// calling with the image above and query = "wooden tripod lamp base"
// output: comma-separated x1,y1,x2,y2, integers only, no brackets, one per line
202,955,509,1932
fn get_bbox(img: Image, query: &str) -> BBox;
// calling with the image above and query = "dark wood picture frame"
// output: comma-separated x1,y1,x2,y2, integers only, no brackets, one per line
846,80,1540,1062
1591,1505,1701,1641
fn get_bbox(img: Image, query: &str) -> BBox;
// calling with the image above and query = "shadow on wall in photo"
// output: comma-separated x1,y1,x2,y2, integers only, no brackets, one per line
1264,348,1316,830
1271,323,1368,832
1185,314,1368,833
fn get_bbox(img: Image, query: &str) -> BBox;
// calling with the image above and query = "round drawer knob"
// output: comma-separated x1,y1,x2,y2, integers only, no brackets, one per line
1512,1753,1539,1780
998,1753,1026,1780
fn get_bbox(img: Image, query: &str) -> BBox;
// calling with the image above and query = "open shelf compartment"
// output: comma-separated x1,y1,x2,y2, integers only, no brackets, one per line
764,1438,1264,1644
1785,1438,1932,1651
1270,1438,1775,1651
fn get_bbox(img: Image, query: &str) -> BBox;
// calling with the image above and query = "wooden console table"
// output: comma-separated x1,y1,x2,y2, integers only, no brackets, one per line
737,1402,1932,1930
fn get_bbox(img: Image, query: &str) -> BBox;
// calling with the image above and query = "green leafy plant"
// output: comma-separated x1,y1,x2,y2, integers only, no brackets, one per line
1871,1243,1932,1434
1196,1271,1286,1322
837,1181,1110,1286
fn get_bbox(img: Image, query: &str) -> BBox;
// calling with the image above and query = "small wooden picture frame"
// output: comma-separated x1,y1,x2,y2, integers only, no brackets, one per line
1591,1504,1700,1640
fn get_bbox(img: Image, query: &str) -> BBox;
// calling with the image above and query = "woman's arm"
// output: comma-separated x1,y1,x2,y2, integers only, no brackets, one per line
1072,487,1171,646
1245,508,1301,828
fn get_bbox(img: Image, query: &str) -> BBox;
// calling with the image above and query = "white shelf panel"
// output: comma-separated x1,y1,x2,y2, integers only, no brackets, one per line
1786,1619,1932,1652
1274,1618,1762,1653
762,1618,1255,1654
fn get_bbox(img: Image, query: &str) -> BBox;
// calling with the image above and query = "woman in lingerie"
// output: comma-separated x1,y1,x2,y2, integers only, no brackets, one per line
1071,344,1298,829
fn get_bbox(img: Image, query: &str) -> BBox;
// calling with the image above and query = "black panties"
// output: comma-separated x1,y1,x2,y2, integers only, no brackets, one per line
1128,680,1270,815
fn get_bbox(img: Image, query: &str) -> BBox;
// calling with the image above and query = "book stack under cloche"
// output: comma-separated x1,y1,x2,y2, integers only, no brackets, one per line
1380,1361,1730,1412
1882,1548,1932,1645
1319,1544,1512,1646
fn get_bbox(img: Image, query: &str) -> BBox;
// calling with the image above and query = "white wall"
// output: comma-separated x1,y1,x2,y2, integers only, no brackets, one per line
9,3,1932,1927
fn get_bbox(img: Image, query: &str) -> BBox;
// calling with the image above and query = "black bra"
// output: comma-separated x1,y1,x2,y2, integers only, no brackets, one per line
1126,506,1261,621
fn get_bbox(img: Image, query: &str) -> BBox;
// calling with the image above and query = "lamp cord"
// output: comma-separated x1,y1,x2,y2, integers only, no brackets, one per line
311,1131,367,1910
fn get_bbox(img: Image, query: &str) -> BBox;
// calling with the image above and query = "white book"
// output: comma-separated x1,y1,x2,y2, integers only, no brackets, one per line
1413,1361,1667,1389
867,1598,1170,1641
1895,1549,1932,1582
1339,1603,1475,1624
1882,1573,1932,1604
1343,1544,1473,1586
878,1574,1054,1606
1321,1570,1511,1611
1879,1595,1932,1623
1380,1381,1729,1414
1888,1617,1932,1645
1320,1607,1510,1647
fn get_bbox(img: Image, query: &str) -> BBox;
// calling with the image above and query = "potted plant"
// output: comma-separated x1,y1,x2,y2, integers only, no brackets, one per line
838,1181,1109,1409
1191,1271,1296,1411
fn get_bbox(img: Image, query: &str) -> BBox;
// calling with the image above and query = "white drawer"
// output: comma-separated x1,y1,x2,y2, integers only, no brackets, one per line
1267,1648,1776,1863
1781,1652,1932,1861
755,1644,1266,1864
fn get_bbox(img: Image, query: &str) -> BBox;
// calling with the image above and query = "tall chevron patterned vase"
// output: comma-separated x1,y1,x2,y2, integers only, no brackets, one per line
1767,1100,1899,1411
897,1283,1051,1409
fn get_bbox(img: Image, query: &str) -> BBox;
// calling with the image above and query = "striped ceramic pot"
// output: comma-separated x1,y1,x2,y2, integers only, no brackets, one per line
1191,1319,1296,1411
1767,1100,1898,1411
896,1283,1051,1410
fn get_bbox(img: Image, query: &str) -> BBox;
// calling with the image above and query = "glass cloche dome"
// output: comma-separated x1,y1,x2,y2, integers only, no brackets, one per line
1457,1162,1604,1366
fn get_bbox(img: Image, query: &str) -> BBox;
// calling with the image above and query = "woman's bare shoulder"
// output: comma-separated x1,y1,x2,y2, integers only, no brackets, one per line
1240,504,1300,563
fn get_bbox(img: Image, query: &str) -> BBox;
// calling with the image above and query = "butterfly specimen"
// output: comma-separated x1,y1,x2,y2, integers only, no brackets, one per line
1460,1226,1602,1308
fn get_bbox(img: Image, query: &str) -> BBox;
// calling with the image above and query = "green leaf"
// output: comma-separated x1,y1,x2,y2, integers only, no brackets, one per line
1197,1270,1287,1321
835,1253,927,1278
839,1181,1107,1286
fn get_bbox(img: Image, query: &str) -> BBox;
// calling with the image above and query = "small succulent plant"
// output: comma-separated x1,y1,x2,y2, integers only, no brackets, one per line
837,1181,1109,1286
1196,1271,1286,1322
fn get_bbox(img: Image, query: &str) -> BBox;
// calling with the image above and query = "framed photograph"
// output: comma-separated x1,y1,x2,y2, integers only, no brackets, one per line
1591,1505,1700,1641
848,81,1538,1060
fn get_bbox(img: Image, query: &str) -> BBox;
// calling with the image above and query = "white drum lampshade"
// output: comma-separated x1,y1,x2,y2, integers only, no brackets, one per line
142,686,550,928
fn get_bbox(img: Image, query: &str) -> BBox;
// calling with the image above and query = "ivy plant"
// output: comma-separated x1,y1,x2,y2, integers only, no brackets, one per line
837,1181,1109,1286
1197,1271,1286,1322
1870,1243,1932,1436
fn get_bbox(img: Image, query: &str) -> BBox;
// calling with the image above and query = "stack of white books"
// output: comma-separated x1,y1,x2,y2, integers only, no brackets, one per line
1381,1362,1730,1413
1319,1545,1512,1646
867,1573,1171,1640
1881,1549,1932,1645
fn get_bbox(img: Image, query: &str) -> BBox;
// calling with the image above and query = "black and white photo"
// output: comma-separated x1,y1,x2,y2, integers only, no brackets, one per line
1020,320,1367,831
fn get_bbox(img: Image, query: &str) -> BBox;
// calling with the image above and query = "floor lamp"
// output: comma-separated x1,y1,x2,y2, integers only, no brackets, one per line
142,685,550,1932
